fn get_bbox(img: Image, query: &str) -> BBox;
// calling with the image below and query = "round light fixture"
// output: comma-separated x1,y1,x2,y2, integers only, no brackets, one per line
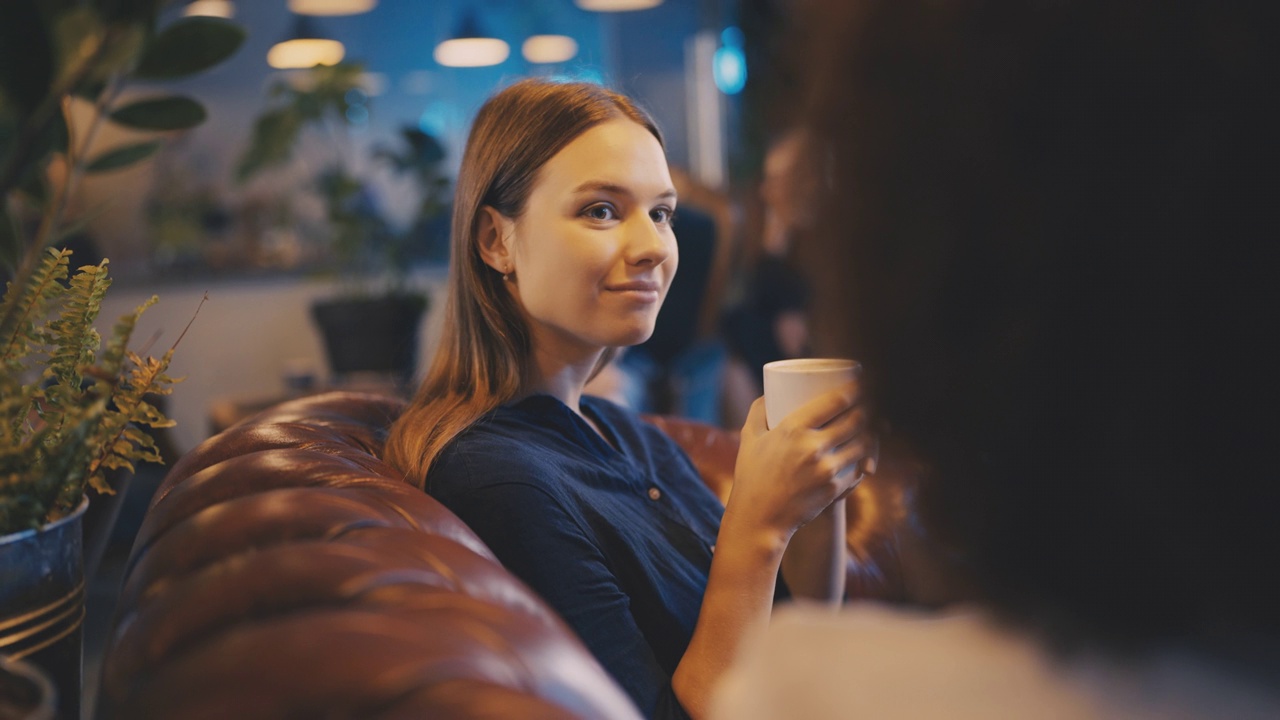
435,11,508,68
434,37,510,68
267,38,345,69
522,35,578,64
183,0,235,18
574,0,663,11
268,16,344,69
287,0,377,15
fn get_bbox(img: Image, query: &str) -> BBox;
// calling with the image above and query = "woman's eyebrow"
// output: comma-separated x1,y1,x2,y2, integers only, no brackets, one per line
571,180,677,202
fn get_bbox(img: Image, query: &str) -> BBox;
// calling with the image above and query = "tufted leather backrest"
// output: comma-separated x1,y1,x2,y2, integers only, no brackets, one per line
99,392,643,720
100,391,926,719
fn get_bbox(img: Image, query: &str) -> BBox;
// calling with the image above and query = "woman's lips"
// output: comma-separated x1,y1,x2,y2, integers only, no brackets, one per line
605,280,661,302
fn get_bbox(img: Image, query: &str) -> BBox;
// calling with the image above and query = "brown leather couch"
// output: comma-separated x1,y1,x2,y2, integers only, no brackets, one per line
99,391,927,719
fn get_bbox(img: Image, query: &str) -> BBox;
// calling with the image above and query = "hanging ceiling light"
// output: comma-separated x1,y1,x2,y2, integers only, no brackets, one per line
522,34,578,64
183,0,235,18
267,15,345,69
287,0,377,15
574,0,663,11
434,10,509,68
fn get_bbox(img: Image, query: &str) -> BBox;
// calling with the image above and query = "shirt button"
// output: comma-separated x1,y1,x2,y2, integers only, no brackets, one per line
647,487,662,501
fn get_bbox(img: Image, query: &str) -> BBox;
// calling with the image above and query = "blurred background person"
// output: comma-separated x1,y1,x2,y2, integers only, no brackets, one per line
721,129,815,428
712,0,1280,717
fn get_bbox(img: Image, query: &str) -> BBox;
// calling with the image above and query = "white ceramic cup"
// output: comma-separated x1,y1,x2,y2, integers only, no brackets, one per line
762,358,860,430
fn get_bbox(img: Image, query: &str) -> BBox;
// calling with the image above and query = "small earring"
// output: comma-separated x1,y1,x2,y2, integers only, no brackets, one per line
502,266,513,282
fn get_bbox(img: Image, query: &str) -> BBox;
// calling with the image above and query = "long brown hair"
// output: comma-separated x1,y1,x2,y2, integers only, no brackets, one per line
386,79,663,485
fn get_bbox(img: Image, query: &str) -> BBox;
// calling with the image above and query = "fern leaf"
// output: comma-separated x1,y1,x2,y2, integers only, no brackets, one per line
0,399,100,536
85,337,178,490
121,425,153,446
0,382,44,444
131,399,177,429
47,260,109,392
0,248,70,370
99,295,158,380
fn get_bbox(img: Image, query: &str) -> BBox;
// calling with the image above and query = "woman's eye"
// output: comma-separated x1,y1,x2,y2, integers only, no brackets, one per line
650,207,674,225
584,204,617,221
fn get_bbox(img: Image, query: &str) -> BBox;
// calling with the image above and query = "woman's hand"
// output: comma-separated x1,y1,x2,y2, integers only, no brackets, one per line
674,382,874,716
728,382,873,544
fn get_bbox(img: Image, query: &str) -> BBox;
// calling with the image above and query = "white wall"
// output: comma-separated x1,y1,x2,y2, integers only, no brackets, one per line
99,272,447,455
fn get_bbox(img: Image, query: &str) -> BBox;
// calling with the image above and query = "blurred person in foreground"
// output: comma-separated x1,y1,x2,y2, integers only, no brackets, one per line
711,1,1280,718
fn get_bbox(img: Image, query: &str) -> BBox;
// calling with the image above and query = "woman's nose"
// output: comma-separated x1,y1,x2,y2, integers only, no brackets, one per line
624,215,672,267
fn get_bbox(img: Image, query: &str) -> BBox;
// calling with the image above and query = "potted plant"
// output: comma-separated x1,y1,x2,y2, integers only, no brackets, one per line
0,2,243,715
236,62,450,384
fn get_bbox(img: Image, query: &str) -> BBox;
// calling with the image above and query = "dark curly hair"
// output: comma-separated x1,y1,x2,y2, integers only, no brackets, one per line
799,0,1279,652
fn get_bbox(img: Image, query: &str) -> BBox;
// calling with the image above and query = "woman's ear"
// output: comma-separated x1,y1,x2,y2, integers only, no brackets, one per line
477,206,515,273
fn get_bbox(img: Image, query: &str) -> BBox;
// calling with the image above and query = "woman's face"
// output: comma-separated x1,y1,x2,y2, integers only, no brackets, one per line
491,118,678,361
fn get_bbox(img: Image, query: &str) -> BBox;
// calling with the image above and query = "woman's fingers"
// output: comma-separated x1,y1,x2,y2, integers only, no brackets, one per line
818,406,867,452
860,433,880,476
825,437,870,482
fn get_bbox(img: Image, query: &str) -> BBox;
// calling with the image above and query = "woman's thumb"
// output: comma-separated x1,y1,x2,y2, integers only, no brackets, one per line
743,397,769,438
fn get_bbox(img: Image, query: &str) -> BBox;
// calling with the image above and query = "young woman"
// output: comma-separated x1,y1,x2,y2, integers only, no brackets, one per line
385,79,873,720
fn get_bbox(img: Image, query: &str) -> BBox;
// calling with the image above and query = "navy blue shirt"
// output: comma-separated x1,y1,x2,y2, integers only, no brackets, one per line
426,394,726,719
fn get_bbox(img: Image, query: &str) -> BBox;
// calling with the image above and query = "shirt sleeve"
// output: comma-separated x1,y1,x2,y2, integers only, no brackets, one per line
446,480,693,720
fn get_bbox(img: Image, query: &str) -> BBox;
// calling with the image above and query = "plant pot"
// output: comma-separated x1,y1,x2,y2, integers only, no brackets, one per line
0,497,87,720
0,656,55,720
311,293,428,383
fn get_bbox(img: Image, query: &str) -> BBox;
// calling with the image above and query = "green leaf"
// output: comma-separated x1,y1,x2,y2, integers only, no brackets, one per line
85,141,160,173
47,260,109,393
133,17,245,81
89,24,147,83
8,102,71,193
109,96,206,131
53,8,106,86
0,247,71,369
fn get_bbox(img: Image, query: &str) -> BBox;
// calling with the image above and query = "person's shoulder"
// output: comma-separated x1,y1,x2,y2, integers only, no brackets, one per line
428,414,562,495
710,604,1099,720
442,409,531,448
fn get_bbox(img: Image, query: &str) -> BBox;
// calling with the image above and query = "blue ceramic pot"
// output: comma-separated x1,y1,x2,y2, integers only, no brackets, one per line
0,496,87,720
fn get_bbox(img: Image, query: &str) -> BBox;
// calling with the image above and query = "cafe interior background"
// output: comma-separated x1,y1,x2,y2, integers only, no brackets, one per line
71,0,782,456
